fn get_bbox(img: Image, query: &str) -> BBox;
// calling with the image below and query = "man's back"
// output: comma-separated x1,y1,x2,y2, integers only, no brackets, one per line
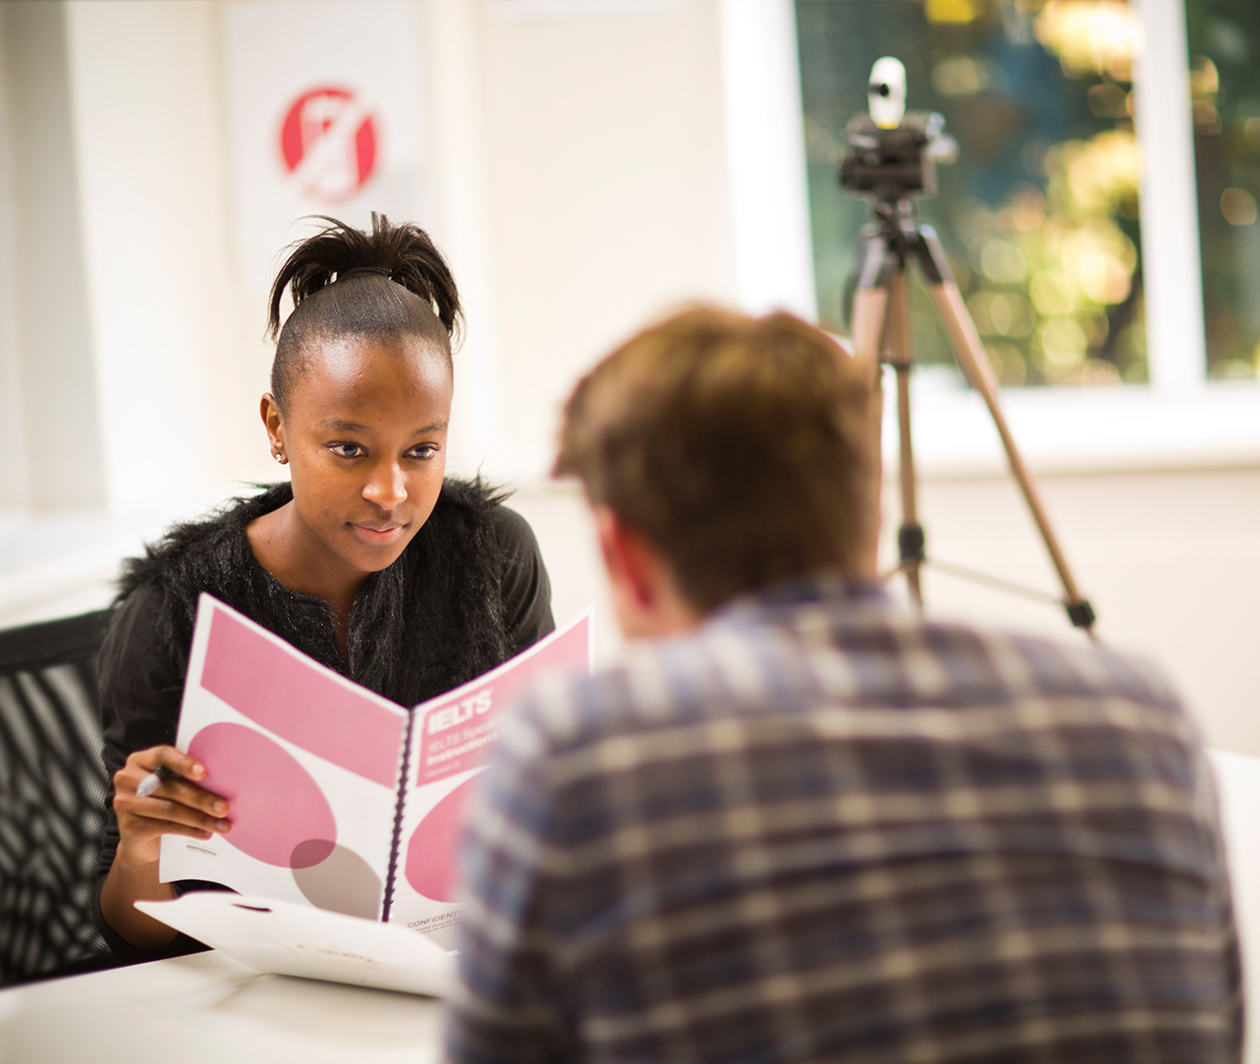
448,576,1242,1063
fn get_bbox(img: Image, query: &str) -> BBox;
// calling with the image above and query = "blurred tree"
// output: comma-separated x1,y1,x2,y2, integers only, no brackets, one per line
1185,1,1260,380
796,0,1147,386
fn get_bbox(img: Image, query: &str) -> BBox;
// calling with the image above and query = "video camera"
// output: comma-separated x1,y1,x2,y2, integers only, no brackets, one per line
838,57,958,205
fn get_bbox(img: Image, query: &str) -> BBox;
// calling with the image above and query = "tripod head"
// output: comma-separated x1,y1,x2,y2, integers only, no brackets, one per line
838,58,958,208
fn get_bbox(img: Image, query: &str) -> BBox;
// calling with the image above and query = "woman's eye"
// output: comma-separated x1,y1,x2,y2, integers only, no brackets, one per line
407,444,440,460
329,442,365,459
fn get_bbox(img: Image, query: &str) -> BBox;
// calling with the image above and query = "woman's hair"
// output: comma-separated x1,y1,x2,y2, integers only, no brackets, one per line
266,214,462,407
554,305,882,612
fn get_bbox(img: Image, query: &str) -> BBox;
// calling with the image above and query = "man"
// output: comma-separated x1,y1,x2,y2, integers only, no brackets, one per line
445,306,1243,1062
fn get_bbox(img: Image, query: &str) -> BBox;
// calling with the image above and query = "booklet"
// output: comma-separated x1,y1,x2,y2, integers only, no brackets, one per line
159,592,591,948
136,892,456,997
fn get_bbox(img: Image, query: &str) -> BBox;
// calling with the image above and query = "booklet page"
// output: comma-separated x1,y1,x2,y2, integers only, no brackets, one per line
389,612,592,943
160,595,409,919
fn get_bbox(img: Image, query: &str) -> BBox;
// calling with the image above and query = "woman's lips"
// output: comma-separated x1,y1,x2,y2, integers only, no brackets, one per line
350,523,406,546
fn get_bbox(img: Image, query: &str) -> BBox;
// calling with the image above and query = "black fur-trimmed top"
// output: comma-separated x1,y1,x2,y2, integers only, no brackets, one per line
104,478,551,709
94,477,553,960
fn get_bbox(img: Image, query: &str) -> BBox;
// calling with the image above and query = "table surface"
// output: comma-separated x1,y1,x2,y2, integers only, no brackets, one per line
0,950,443,1064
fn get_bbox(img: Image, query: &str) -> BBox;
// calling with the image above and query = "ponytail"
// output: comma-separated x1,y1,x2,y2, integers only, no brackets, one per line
267,214,462,406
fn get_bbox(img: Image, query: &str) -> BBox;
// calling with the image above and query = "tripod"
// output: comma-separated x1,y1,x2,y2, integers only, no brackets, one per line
848,198,1097,636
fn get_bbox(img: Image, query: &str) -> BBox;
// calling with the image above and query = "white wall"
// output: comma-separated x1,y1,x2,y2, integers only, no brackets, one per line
64,0,238,511
473,0,739,473
417,0,741,475
885,467,1260,756
0,0,105,510
0,4,28,510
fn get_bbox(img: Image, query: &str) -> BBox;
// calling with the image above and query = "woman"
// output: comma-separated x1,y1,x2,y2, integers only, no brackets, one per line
95,215,554,958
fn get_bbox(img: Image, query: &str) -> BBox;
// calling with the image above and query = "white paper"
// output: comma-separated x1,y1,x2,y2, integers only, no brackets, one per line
136,892,456,997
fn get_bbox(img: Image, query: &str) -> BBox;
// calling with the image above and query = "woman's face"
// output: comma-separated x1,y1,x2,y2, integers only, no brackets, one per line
267,334,453,585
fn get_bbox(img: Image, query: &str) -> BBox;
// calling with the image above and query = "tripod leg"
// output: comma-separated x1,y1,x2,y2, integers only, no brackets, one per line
885,269,925,609
912,226,1097,635
850,225,895,375
851,289,889,372
850,233,926,608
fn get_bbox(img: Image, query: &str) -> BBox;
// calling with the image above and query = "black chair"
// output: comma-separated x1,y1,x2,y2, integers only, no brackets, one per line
0,608,117,986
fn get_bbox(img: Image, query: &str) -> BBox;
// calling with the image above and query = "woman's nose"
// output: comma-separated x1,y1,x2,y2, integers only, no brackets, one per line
363,460,407,509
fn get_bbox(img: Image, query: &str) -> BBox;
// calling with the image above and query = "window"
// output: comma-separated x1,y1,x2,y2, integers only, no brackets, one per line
797,0,1145,387
722,0,1259,469
1186,1,1260,381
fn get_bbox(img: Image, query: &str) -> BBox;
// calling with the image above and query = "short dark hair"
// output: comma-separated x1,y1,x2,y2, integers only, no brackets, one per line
266,214,462,408
554,305,882,612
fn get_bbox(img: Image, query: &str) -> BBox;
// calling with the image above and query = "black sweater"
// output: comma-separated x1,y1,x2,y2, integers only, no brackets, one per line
95,478,553,961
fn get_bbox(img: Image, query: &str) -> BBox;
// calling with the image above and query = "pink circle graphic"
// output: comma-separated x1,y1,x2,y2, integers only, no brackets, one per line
405,776,478,902
188,722,337,868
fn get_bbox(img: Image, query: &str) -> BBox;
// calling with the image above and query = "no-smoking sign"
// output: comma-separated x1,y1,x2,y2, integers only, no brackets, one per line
279,86,379,204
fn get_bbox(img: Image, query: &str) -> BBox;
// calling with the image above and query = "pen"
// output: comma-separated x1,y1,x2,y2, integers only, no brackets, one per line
136,764,176,798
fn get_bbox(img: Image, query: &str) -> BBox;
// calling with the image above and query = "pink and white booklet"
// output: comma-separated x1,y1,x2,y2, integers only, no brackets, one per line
154,592,591,950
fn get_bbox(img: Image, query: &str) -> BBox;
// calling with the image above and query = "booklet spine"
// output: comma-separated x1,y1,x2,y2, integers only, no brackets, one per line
381,709,416,923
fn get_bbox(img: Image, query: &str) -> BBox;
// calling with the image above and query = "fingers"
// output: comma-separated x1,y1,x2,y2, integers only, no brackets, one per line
132,795,231,840
153,776,232,828
113,745,232,850
133,747,208,803
141,746,208,784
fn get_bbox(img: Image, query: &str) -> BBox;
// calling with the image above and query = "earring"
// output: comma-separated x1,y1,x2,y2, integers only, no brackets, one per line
273,450,287,465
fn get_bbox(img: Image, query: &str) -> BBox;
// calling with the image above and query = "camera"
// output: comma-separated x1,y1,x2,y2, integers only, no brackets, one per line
839,57,957,205
867,56,907,129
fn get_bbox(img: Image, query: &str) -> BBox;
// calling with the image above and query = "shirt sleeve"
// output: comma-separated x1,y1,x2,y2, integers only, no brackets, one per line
490,505,556,654
444,692,574,1063
94,581,208,963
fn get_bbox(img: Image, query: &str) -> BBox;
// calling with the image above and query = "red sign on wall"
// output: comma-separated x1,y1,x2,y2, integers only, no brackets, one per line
279,86,378,204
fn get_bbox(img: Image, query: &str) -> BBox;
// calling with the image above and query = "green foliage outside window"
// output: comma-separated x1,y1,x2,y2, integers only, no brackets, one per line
1186,1,1260,380
797,0,1146,386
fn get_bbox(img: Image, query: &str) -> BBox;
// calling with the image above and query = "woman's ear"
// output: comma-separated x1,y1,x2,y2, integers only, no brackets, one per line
260,393,287,464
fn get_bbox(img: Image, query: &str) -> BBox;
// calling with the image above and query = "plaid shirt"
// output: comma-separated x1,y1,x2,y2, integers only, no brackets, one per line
445,576,1243,1063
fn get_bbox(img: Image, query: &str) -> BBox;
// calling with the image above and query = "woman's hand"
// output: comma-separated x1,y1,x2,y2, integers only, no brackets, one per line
101,745,232,949
112,745,231,867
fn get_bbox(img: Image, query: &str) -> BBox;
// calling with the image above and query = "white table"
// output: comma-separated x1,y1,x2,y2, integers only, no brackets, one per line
0,950,443,1064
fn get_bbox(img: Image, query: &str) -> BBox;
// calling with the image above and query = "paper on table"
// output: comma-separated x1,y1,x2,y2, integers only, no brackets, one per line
135,892,456,997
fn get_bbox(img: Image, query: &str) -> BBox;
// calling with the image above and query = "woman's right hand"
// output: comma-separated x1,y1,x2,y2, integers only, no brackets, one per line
111,745,232,868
